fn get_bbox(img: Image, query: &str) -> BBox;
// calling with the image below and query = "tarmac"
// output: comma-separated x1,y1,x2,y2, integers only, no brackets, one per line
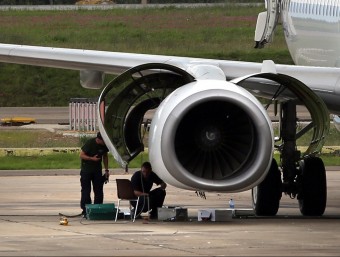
0,168,340,256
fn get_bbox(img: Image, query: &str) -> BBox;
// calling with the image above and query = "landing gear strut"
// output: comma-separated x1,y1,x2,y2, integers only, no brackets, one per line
252,101,327,216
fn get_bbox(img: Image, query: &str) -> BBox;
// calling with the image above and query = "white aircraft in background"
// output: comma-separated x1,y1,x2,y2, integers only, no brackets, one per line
0,0,340,217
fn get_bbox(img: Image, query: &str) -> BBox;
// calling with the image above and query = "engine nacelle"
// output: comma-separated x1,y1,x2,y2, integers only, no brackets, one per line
149,79,274,192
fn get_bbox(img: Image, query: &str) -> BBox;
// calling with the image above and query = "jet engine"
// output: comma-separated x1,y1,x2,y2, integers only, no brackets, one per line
148,80,274,192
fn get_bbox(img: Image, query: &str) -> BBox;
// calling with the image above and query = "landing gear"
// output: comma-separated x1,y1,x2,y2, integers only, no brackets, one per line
236,74,330,217
297,157,327,216
252,158,282,216
252,99,328,217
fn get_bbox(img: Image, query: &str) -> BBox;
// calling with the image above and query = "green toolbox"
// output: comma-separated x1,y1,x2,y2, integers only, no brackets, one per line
85,203,116,220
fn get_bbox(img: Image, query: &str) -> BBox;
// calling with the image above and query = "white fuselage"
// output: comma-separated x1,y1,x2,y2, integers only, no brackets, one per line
281,0,340,67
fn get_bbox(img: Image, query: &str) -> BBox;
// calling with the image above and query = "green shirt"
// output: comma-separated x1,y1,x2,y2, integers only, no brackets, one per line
81,138,108,172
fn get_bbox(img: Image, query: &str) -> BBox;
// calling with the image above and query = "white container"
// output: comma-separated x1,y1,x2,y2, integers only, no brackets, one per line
157,207,188,221
198,209,234,221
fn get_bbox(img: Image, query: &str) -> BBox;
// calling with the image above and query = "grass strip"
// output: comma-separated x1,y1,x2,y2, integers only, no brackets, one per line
0,152,149,170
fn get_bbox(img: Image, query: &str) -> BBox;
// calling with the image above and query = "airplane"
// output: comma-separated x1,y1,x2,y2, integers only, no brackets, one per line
1,0,340,217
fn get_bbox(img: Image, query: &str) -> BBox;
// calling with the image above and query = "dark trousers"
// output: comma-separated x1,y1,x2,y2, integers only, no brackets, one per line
80,169,104,213
131,188,166,218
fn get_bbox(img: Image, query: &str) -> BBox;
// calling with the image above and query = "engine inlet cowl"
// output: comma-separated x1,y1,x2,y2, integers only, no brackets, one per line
174,100,254,180
149,80,274,192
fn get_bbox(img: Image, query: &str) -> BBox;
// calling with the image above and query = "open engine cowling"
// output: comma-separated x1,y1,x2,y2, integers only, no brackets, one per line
97,63,275,193
149,80,274,192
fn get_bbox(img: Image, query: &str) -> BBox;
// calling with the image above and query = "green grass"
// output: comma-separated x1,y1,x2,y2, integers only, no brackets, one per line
282,125,340,147
273,152,340,167
0,129,150,169
0,153,81,170
0,130,82,148
0,152,149,170
0,4,293,106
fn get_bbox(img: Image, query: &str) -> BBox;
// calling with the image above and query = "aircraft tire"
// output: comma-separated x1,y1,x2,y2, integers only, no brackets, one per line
252,158,282,216
298,157,327,216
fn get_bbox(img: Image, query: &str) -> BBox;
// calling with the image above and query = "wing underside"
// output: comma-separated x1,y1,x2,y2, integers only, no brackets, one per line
0,43,340,114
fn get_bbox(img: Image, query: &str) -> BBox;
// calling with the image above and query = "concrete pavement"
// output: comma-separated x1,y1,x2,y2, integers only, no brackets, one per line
0,169,339,256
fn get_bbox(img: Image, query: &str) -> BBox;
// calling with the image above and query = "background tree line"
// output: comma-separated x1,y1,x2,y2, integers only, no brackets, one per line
0,0,247,5
0,0,76,4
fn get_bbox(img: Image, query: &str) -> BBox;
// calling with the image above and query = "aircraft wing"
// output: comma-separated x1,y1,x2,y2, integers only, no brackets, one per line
0,43,261,75
1,43,340,108
0,43,335,194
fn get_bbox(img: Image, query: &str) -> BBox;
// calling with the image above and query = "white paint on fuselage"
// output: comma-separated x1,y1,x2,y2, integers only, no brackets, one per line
281,0,340,67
